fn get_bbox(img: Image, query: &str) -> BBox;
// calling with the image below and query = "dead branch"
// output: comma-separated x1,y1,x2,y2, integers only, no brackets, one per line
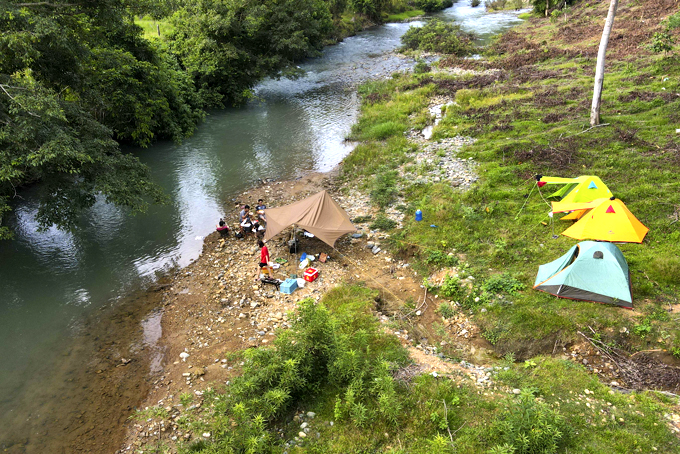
0,84,40,117
568,123,610,138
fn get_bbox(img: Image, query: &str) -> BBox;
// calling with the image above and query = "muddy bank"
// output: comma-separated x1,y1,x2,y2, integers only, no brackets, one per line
1,278,170,454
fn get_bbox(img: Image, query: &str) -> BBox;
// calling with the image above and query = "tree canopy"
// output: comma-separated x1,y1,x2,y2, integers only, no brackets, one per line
168,0,333,106
0,0,188,238
0,0,456,239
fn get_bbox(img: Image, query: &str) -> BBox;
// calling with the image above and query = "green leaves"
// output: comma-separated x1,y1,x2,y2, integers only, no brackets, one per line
169,0,332,106
401,19,476,56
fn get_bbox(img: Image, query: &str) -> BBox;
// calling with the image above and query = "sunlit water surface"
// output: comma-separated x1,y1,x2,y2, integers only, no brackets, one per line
0,2,524,451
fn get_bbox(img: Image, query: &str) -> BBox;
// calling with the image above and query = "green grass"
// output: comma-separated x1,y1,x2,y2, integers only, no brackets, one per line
134,16,174,40
340,6,680,357
139,285,679,453
386,9,425,22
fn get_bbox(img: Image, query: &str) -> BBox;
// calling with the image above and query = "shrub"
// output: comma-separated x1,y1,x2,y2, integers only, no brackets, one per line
400,19,476,56
440,275,466,300
483,274,525,296
414,59,432,74
370,213,398,230
650,32,674,55
370,169,399,208
437,301,456,319
413,0,454,12
485,0,507,10
425,249,459,267
184,293,408,453
490,389,571,453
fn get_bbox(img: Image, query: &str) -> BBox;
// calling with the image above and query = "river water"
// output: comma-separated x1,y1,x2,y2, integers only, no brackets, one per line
0,2,525,451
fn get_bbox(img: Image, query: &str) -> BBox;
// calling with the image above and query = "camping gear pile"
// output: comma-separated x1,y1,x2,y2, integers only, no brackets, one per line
532,175,649,308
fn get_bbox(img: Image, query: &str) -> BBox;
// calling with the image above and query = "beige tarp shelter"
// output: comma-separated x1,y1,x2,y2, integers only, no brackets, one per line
263,190,356,247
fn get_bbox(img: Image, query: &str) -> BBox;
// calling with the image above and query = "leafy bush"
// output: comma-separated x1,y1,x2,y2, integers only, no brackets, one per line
441,275,466,300
485,0,507,10
183,292,408,453
490,389,571,453
650,32,674,55
370,169,399,208
483,274,525,296
370,213,398,230
412,0,454,13
414,59,432,74
425,250,459,267
400,19,476,56
437,301,456,319
349,0,388,21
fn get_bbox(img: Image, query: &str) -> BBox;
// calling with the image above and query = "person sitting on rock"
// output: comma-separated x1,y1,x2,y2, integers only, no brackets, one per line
256,199,266,221
216,218,230,237
239,205,250,223
240,211,254,235
253,215,266,239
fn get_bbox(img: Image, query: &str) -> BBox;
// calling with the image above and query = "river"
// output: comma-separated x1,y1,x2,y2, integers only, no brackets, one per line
0,2,525,452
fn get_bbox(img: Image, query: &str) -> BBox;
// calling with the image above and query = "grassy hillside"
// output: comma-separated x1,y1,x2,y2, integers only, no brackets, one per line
343,0,680,362
149,287,680,454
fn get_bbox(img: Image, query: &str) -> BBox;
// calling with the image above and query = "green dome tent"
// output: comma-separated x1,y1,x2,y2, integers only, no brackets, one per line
533,241,632,309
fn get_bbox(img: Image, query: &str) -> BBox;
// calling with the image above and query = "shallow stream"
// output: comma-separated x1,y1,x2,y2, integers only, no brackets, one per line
0,2,525,451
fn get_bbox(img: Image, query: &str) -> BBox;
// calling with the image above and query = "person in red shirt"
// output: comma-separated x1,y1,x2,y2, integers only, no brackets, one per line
255,240,273,281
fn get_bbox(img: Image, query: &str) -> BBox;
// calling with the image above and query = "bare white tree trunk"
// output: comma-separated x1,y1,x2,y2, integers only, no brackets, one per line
590,0,619,126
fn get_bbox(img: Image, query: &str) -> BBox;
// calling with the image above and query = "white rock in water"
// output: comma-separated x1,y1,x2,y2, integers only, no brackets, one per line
180,352,190,362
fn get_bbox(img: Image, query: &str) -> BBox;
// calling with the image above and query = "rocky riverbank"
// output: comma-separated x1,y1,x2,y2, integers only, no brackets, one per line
115,141,492,452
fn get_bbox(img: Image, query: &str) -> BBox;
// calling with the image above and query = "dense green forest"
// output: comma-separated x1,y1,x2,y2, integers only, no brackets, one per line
0,0,452,239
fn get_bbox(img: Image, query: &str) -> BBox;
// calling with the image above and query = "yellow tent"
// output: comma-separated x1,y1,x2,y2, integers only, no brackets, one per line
560,210,587,221
538,176,612,204
551,198,608,221
561,198,649,243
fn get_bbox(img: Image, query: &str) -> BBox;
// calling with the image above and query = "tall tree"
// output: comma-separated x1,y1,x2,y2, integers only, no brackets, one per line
0,0,196,238
590,0,619,126
169,0,333,106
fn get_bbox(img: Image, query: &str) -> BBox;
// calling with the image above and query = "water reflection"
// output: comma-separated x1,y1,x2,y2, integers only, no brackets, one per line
0,4,527,451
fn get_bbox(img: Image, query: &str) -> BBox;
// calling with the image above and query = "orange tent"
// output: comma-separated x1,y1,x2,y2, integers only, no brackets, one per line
561,198,649,243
